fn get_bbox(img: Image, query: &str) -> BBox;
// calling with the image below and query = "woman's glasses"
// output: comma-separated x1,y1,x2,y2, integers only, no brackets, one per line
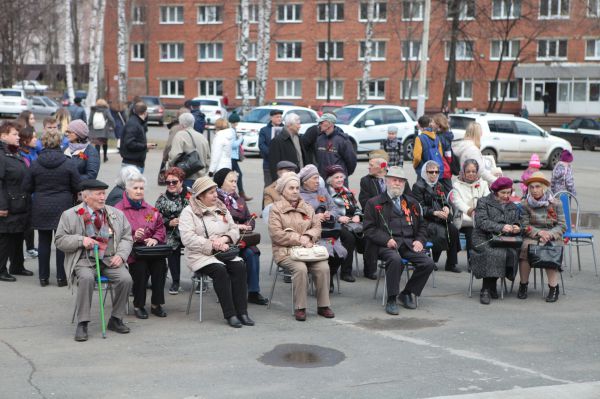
426,170,440,175
166,180,180,186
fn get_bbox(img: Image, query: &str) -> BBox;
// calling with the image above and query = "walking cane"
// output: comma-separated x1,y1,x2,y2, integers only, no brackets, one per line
94,244,107,339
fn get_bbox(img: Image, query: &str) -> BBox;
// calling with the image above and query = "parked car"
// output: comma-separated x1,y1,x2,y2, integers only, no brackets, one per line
334,104,418,155
191,96,228,128
31,96,59,116
316,102,347,116
0,89,31,117
449,113,572,169
237,105,318,153
12,80,48,94
550,117,600,151
140,96,165,125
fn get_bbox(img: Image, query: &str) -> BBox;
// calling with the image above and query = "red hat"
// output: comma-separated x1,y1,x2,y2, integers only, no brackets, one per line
490,177,513,192
325,164,345,178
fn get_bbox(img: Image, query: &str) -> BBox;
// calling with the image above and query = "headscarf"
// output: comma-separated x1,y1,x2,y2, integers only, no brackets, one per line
217,188,239,210
459,159,480,184
420,160,440,188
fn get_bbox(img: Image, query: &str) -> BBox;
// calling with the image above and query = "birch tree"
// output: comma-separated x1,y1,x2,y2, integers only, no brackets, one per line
239,0,251,112
359,0,375,103
256,0,271,106
63,0,75,101
86,0,107,112
441,0,461,111
117,0,129,103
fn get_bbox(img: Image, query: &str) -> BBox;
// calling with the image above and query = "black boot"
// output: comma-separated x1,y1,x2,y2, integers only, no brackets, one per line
517,282,528,299
546,284,559,303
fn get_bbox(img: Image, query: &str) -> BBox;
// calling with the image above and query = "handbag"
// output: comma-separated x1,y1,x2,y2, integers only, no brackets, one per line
528,241,563,269
239,231,260,247
199,213,240,262
157,161,168,186
489,234,523,248
173,130,204,177
132,244,173,259
289,245,329,262
345,222,363,236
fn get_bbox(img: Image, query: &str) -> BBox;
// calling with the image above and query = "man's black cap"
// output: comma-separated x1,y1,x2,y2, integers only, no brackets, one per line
79,179,109,191
270,109,283,116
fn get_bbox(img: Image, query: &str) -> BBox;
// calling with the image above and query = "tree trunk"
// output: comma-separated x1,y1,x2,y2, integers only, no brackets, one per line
117,0,129,103
256,0,271,106
442,0,460,111
87,0,107,113
64,0,75,101
360,0,375,103
71,0,82,87
239,0,251,112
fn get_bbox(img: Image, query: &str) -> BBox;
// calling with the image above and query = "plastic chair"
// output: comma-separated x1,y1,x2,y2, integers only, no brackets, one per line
71,275,115,323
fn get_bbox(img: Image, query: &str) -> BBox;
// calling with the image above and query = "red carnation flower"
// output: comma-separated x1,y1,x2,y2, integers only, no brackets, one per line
380,161,388,169
239,240,247,249
250,213,258,219
78,153,89,160
375,205,383,212
303,214,310,220
77,208,85,215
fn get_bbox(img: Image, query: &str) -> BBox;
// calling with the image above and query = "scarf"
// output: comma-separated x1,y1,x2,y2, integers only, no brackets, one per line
420,160,440,188
126,194,143,210
6,144,19,154
189,192,227,218
527,189,553,209
166,186,187,201
217,188,239,210
67,142,88,155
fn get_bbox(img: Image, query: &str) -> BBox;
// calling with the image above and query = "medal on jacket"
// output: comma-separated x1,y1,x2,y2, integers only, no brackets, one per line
401,199,412,225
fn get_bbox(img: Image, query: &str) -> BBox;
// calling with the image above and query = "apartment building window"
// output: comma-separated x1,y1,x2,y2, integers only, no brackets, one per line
160,6,183,24
490,40,520,60
276,42,302,61
236,80,257,98
492,0,521,19
359,2,387,22
537,39,567,59
402,1,424,20
317,3,344,21
131,43,145,61
447,0,475,20
589,0,600,17
317,42,344,60
160,43,184,62
132,6,146,24
401,41,422,60
539,0,569,18
236,4,259,23
586,39,600,59
317,80,344,99
236,41,258,61
454,81,473,100
276,80,302,99
198,43,223,61
198,80,223,96
590,82,600,101
277,4,302,22
358,80,386,99
359,41,386,60
445,41,474,60
197,5,223,24
160,80,184,98
489,81,518,100
401,80,429,99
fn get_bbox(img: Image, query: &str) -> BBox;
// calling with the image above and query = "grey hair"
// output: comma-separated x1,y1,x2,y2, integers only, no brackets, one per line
125,173,147,189
179,112,195,128
283,112,300,126
116,165,143,187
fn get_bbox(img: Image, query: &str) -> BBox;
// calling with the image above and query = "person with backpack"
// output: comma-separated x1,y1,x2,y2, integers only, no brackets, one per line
88,99,115,163
412,115,445,178
431,113,458,191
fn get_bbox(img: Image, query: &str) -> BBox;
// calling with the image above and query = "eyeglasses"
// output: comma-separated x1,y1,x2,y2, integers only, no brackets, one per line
166,180,180,186
426,171,440,175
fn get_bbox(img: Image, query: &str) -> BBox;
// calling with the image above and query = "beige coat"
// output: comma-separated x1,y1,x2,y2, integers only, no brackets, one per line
167,128,211,180
263,182,280,208
268,198,322,263
178,203,241,271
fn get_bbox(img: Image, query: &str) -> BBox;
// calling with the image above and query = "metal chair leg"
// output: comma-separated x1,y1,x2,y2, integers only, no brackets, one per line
591,239,599,277
198,276,203,322
500,278,505,300
468,269,473,298
373,263,383,299
269,258,274,275
540,269,545,298
267,267,279,310
186,278,195,315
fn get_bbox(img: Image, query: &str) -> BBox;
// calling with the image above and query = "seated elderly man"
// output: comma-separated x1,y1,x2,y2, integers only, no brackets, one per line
363,166,434,315
55,179,133,342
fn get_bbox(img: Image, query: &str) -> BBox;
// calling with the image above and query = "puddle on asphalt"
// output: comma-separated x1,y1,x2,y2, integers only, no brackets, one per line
258,343,345,368
355,317,446,330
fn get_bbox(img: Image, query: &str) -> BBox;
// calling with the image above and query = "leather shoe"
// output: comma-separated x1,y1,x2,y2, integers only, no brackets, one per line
40,278,49,287
248,292,269,305
57,279,68,287
340,273,356,283
294,309,306,321
399,293,417,310
151,305,167,317
480,289,491,305
0,271,16,282
74,322,88,341
385,301,399,315
317,307,335,318
364,273,378,280
489,287,499,299
107,317,130,334
445,266,461,273
226,315,242,328
11,268,33,276
238,314,255,326
134,307,149,319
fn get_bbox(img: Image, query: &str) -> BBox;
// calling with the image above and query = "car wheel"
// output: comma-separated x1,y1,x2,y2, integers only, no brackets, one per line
583,138,595,151
547,149,562,170
403,137,415,161
481,148,497,164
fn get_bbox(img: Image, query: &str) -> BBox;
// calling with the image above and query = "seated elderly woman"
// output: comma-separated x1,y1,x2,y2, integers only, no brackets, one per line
268,173,334,321
412,160,461,273
298,164,347,293
213,167,268,305
518,172,566,302
324,164,363,282
114,174,168,319
178,176,254,328
470,177,521,305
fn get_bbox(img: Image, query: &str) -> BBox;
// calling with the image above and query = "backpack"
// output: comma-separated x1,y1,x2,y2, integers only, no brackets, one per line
418,133,445,176
92,111,107,130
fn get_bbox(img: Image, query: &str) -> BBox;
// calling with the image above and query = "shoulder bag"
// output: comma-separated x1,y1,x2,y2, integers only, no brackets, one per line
199,213,240,262
528,241,563,269
289,245,329,262
132,244,173,259
239,231,261,247
489,234,523,249
174,130,204,178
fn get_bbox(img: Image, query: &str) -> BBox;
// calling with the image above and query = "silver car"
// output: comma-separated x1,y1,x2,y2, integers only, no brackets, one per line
31,96,59,116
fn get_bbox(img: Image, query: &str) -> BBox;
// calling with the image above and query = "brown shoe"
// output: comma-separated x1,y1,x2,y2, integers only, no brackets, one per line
294,308,306,321
317,307,335,318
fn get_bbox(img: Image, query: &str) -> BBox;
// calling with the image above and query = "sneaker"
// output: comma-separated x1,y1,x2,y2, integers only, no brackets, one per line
26,249,38,258
169,282,180,295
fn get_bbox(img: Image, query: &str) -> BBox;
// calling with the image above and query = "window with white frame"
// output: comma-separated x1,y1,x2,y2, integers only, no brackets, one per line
490,40,520,60
276,80,302,98
160,43,184,61
131,43,145,61
401,41,422,60
573,80,586,101
132,6,146,24
491,0,521,19
402,1,424,20
489,81,518,100
589,0,600,17
236,80,257,98
590,82,600,101
401,80,429,99
317,3,344,21
537,39,567,59
317,42,344,60
445,41,474,60
236,4,259,23
197,5,223,24
316,80,344,99
453,81,473,100
277,4,302,22
160,80,184,97
236,41,258,61
160,6,183,24
447,0,475,19
276,42,302,61
198,43,223,61
198,80,223,96
359,2,387,21
586,39,600,59
358,80,386,99
359,41,387,60
539,0,569,18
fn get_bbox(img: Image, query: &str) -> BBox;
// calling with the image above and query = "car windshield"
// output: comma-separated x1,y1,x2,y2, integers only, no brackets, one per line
42,97,57,106
142,97,160,105
196,100,218,106
449,116,476,130
242,108,273,123
0,90,22,97
335,107,365,125
405,109,417,121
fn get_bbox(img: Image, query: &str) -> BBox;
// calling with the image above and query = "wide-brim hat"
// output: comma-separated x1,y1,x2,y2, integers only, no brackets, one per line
385,166,407,180
524,171,550,187
192,176,217,196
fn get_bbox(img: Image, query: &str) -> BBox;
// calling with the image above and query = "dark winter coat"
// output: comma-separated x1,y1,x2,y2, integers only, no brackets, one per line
268,128,306,181
24,148,80,230
106,184,125,207
191,109,206,133
66,144,100,180
88,105,116,141
155,186,191,249
110,109,127,140
412,178,453,250
315,126,357,179
300,125,320,166
0,141,31,233
359,175,385,209
258,121,283,168
120,113,148,168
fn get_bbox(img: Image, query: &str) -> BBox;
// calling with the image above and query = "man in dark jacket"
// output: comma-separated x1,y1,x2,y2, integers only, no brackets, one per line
315,113,357,181
268,113,305,182
68,97,87,122
119,102,156,173
258,109,283,186
190,100,206,133
363,166,434,316
300,124,320,166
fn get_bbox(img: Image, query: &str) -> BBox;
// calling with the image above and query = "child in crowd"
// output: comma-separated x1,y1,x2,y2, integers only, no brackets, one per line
520,154,541,196
381,125,403,167
551,149,576,196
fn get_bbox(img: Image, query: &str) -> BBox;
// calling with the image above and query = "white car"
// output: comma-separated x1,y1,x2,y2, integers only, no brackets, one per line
191,96,228,128
31,96,59,116
449,113,572,169
0,89,31,117
12,80,48,93
237,105,319,153
334,104,418,155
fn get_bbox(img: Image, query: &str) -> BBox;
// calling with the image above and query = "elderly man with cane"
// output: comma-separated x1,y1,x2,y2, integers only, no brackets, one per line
55,179,133,342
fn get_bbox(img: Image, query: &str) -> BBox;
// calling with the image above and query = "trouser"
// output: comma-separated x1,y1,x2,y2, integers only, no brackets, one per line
24,228,35,251
241,248,260,293
379,245,434,297
339,227,356,275
328,255,343,280
0,232,25,274
279,257,330,310
74,263,132,323
37,230,66,281
482,277,498,292
200,261,248,319
263,167,273,186
95,144,108,159
432,222,461,268
460,226,474,262
363,240,378,276
129,258,167,308
232,159,245,194
167,249,181,284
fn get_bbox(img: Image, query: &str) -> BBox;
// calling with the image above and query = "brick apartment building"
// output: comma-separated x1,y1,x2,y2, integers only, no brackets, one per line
103,0,600,115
